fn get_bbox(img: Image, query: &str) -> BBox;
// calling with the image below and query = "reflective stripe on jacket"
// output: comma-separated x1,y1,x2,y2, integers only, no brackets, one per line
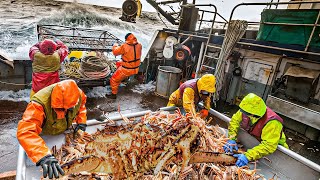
113,34,142,70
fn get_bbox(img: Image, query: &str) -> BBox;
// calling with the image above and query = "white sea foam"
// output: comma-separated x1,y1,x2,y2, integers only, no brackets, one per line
0,89,31,102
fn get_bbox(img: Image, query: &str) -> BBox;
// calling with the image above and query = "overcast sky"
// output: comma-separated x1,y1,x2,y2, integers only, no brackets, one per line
59,0,290,21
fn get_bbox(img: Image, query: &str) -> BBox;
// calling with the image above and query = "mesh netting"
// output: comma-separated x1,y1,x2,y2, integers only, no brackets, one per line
37,25,123,52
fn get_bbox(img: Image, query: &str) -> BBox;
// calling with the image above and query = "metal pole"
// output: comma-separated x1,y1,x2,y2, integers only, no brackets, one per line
305,11,320,51
237,41,320,56
195,42,205,78
163,31,208,39
146,0,179,25
86,110,152,126
262,22,320,27
229,1,320,23
158,106,178,111
198,11,205,30
16,145,26,180
181,36,191,45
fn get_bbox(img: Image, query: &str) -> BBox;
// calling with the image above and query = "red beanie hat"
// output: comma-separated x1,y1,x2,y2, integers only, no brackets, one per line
39,39,57,55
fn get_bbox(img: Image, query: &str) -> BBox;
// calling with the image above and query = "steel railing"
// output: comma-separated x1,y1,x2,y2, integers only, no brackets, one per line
229,1,320,54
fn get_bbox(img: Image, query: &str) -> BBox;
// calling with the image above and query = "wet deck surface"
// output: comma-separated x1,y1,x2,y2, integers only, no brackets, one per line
0,86,319,173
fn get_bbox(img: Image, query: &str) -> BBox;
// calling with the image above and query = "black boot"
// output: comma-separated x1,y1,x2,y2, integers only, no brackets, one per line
106,93,117,99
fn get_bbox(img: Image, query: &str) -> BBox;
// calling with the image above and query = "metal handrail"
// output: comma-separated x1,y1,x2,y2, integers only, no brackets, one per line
197,10,228,30
237,41,320,56
194,4,220,31
229,1,320,53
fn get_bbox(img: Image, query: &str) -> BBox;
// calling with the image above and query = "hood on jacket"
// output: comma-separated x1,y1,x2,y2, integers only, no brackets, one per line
197,74,216,94
125,33,138,45
51,80,80,110
239,93,267,118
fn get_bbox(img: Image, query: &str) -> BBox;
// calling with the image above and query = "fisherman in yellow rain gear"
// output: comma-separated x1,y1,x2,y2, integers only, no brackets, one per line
167,74,216,118
223,93,288,167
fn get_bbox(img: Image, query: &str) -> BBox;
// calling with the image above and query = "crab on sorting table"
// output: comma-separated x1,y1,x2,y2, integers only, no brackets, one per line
51,110,264,180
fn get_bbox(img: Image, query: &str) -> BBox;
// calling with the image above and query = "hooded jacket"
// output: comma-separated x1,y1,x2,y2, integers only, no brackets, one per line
112,33,142,70
167,74,216,113
29,39,69,93
228,93,288,161
17,80,87,163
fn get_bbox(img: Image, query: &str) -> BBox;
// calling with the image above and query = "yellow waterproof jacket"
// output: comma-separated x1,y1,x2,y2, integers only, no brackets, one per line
167,74,216,113
228,110,288,161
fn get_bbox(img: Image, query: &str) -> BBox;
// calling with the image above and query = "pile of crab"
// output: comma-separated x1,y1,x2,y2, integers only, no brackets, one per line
52,109,266,180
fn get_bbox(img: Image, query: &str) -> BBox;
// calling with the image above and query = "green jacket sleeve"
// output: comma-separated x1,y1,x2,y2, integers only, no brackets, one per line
244,120,283,161
228,110,242,140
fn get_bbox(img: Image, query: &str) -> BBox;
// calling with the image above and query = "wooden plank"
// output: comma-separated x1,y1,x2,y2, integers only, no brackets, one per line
287,0,320,9
0,171,16,180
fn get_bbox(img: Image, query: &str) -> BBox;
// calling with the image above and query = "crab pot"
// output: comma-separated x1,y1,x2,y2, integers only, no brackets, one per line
155,66,182,98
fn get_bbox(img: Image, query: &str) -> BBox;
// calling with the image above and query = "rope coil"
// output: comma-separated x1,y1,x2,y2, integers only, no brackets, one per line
62,55,116,80
214,20,248,101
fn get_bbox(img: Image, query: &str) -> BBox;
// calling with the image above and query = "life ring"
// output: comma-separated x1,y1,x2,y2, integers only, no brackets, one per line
174,44,191,61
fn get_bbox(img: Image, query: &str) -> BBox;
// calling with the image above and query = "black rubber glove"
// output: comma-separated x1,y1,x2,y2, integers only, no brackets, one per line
74,123,87,133
36,155,65,179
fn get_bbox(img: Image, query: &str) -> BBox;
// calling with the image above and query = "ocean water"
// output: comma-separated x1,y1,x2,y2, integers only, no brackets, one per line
0,0,171,60
0,0,172,100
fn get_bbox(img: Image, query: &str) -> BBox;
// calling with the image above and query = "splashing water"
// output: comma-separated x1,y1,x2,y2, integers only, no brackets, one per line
131,81,156,94
0,1,165,60
0,89,31,102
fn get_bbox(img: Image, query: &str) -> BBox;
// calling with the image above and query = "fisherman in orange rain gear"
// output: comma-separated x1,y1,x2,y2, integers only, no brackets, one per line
29,39,69,97
17,80,87,179
167,74,216,119
107,33,142,99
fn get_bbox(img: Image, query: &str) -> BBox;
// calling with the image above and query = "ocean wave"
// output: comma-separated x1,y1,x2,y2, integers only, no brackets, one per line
0,1,163,59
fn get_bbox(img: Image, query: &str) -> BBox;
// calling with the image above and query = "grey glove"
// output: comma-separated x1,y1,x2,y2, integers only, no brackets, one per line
36,155,64,179
74,123,87,133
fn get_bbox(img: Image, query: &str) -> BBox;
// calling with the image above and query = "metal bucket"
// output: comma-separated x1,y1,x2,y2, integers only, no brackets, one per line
155,66,182,98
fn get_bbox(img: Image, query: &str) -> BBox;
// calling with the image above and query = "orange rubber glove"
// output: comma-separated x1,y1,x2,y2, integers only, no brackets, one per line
200,109,209,119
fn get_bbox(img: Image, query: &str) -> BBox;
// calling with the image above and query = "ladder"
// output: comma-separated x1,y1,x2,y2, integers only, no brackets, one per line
197,12,220,77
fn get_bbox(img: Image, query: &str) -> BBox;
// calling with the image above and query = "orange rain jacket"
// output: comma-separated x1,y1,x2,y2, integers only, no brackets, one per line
17,80,87,163
112,33,142,70
110,34,142,94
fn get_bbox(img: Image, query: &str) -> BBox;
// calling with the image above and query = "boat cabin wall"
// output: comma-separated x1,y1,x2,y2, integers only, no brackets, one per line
0,59,32,91
224,48,320,104
142,30,203,82
223,48,320,141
